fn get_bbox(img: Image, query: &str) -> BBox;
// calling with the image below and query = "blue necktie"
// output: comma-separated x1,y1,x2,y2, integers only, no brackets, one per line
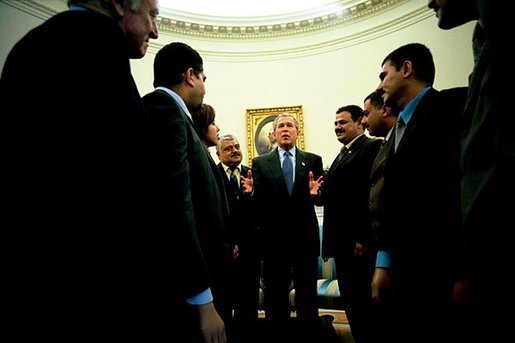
282,151,294,196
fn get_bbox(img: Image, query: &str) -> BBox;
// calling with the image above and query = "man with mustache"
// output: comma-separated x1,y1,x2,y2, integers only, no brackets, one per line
321,105,382,343
216,134,261,341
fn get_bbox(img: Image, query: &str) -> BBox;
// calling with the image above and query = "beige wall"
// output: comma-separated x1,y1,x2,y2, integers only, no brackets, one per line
1,2,475,166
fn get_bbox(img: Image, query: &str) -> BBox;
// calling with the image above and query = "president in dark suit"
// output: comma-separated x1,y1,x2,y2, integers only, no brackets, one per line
0,0,158,340
142,42,231,343
321,105,382,343
248,114,323,339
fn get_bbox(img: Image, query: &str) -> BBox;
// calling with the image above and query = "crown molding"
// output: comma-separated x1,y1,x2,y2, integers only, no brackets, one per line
149,6,434,62
2,0,434,61
1,0,59,20
158,0,410,40
3,0,413,40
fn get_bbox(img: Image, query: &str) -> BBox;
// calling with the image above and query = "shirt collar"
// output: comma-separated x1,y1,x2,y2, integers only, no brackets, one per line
222,162,240,172
155,86,192,122
344,133,364,150
277,146,296,157
399,86,430,125
68,6,89,11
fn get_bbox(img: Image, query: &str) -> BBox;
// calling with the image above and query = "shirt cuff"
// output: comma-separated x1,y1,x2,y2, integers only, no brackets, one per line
186,288,213,305
375,250,391,268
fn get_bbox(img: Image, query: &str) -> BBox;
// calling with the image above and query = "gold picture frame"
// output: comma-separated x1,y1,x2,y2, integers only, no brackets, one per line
246,106,305,165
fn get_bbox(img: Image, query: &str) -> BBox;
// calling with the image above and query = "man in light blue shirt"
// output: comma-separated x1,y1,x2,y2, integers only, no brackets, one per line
373,43,463,343
143,42,231,343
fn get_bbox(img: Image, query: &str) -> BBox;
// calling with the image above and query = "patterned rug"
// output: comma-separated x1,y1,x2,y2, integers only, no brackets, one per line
317,309,354,343
257,309,355,343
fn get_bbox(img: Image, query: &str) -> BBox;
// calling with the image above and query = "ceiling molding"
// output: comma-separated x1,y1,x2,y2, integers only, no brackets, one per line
157,0,410,40
3,0,434,61
1,0,57,20
3,0,411,41
160,0,352,21
148,6,433,62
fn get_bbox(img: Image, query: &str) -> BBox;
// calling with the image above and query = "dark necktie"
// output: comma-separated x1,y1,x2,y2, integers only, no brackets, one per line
282,151,294,196
337,146,348,162
371,139,387,175
394,118,406,152
229,168,240,200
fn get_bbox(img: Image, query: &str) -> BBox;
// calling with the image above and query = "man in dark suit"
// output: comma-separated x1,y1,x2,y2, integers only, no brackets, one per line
362,90,399,343
429,2,513,342
244,114,324,339
372,43,463,343
321,104,382,343
0,0,158,340
142,42,231,343
362,91,398,251
216,134,261,340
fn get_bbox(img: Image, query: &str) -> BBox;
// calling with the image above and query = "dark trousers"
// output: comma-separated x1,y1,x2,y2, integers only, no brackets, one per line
262,251,319,336
335,247,385,343
231,242,262,341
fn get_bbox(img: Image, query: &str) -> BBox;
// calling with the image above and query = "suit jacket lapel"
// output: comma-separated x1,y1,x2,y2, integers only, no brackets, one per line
329,135,365,171
335,146,351,167
265,150,288,193
269,149,284,180
371,140,388,179
207,151,230,216
395,88,437,153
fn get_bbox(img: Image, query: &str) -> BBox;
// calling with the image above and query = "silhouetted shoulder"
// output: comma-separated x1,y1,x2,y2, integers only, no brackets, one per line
440,86,468,113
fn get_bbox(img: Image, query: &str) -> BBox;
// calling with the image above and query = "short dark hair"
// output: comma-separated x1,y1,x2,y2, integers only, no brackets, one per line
382,43,435,85
364,90,385,110
272,114,299,131
336,105,363,122
153,42,203,88
191,103,215,138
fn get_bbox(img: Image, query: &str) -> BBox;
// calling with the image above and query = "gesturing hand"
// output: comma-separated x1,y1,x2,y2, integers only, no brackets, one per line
241,170,254,194
309,171,323,196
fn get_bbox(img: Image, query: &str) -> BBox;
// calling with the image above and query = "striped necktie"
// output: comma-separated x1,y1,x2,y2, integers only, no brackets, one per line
229,168,240,200
394,118,406,152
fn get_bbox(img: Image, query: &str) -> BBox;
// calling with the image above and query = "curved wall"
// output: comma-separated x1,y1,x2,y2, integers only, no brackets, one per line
0,0,475,165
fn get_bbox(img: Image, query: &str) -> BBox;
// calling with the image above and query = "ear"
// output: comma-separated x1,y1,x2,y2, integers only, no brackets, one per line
111,0,125,17
381,106,390,118
401,60,413,79
184,68,196,87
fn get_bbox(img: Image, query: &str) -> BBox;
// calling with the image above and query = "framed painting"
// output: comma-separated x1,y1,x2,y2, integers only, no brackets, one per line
245,105,305,165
